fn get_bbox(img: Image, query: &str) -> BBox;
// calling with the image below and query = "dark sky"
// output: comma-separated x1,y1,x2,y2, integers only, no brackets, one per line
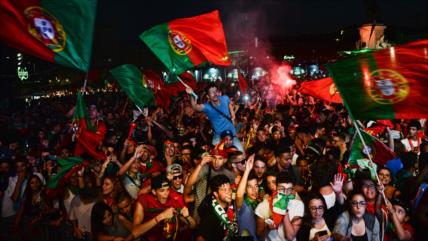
96,0,427,41
86,0,427,67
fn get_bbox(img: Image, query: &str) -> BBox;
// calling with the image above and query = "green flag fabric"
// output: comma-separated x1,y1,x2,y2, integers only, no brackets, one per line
349,129,396,167
0,0,97,71
140,10,230,74
327,40,428,120
110,64,156,108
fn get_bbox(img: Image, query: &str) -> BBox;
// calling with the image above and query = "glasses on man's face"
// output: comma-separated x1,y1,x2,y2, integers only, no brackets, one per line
173,175,183,181
309,206,324,212
277,187,293,194
351,201,367,207
234,159,246,165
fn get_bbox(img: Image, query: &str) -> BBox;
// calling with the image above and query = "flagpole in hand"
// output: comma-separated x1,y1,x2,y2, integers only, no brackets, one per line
177,76,198,99
352,121,387,203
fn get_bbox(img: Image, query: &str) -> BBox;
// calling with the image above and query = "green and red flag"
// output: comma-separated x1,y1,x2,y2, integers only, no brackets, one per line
140,10,231,74
110,64,156,109
349,129,396,167
237,71,249,93
298,77,342,103
327,39,428,120
0,0,97,71
73,92,106,161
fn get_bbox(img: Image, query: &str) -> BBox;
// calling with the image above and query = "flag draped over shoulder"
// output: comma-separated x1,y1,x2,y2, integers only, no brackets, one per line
73,93,106,161
140,10,230,74
298,77,342,103
349,129,396,167
327,40,428,120
110,64,156,108
0,0,97,71
237,71,248,93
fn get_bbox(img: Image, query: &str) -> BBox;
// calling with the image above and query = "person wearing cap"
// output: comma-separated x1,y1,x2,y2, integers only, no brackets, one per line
167,164,184,194
221,130,235,150
119,145,151,199
132,175,195,241
184,147,236,223
401,120,422,154
186,83,244,152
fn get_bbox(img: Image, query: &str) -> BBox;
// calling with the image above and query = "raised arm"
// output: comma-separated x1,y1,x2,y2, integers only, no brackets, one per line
235,155,254,210
185,87,204,112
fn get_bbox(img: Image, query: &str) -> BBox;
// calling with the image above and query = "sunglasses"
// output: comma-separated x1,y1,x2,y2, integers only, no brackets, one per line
173,175,183,180
233,159,246,165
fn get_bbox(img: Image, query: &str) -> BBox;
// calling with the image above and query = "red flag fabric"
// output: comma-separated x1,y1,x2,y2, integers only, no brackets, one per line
299,77,343,103
74,119,107,161
237,71,248,93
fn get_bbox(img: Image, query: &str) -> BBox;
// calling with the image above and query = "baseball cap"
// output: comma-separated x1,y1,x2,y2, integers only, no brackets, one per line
167,163,183,176
220,130,233,139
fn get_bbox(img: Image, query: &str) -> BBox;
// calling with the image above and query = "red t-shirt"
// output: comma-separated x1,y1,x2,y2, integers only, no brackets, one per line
385,222,415,241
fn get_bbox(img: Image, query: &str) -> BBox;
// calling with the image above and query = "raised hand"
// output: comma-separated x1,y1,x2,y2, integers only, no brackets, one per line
330,173,344,194
245,154,255,172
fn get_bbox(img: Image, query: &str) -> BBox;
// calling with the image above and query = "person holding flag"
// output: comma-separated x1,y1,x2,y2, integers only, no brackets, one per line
186,84,244,152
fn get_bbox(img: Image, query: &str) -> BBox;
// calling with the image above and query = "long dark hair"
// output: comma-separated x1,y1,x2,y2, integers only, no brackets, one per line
302,192,327,224
91,201,113,235
23,174,44,210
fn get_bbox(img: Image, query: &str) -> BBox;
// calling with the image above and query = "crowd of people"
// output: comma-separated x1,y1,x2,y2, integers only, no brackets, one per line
0,81,427,241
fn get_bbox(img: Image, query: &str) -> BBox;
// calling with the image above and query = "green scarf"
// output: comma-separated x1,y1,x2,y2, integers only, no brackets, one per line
244,195,258,211
273,193,295,212
211,197,238,241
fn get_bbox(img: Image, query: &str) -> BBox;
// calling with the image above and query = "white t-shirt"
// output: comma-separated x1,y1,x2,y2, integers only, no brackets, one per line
1,176,18,217
255,198,304,241
68,196,96,233
63,188,75,215
401,138,420,154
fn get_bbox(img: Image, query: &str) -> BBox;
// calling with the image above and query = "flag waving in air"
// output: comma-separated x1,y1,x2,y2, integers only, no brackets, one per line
110,64,156,109
298,77,342,103
140,10,231,74
0,0,97,71
73,92,106,161
327,39,428,120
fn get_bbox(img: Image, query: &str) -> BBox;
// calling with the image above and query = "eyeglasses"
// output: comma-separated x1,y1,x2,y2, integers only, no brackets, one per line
277,187,294,193
173,175,183,180
234,159,246,165
362,184,376,190
351,201,367,207
309,206,324,212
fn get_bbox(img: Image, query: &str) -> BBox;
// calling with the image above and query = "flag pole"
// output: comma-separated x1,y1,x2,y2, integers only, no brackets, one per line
82,72,89,91
352,120,387,203
177,75,198,99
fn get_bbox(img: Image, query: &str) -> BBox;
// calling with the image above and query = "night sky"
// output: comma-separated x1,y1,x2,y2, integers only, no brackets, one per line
92,0,427,64
1,0,427,71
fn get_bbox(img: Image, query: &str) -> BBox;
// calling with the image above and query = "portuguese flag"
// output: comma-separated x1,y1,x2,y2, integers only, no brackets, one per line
349,129,396,166
140,10,231,74
110,64,156,109
298,77,342,103
0,0,97,71
327,39,428,120
73,92,106,161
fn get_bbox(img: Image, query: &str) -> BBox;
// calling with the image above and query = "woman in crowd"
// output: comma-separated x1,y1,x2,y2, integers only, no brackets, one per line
334,191,380,241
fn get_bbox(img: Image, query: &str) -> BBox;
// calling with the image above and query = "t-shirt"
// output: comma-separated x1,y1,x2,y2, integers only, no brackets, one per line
1,176,18,217
255,198,304,241
237,200,259,241
203,95,236,137
122,172,143,200
385,222,415,241
69,196,96,233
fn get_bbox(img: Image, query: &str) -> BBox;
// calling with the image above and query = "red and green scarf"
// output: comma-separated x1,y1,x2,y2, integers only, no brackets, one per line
211,197,238,241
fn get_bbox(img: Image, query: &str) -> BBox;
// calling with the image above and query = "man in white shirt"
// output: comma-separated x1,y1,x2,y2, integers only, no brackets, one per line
255,172,304,241
401,120,422,155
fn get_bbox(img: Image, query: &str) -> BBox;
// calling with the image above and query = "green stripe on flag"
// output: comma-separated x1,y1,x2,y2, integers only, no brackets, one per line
140,23,194,74
327,52,395,120
110,64,155,108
